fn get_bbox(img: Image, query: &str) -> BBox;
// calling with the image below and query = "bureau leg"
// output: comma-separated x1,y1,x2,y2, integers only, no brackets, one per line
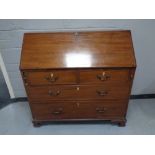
111,119,126,127
33,121,42,127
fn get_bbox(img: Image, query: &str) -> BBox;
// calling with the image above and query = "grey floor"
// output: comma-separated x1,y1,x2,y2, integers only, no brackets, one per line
0,99,155,134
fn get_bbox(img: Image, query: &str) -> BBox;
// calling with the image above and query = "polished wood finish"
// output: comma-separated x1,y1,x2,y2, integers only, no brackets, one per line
20,31,136,70
27,84,130,102
23,69,131,85
20,31,136,127
31,100,127,120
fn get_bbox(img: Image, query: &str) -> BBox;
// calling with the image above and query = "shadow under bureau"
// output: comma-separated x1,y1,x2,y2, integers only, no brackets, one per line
20,31,136,127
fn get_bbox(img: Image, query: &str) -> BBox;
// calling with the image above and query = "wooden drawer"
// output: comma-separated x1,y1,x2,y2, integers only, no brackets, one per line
79,69,130,84
24,70,77,86
31,100,127,120
27,84,129,102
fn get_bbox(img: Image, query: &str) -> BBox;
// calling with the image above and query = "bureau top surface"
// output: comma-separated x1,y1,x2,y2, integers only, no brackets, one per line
20,31,136,69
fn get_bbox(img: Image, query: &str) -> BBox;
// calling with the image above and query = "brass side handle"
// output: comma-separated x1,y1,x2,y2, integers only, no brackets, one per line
96,72,110,81
48,90,61,96
96,90,108,96
52,108,63,115
96,107,107,113
45,73,59,82
23,72,28,85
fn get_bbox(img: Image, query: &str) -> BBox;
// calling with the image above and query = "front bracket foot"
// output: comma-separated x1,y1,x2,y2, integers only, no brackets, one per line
32,121,42,127
111,118,126,127
118,120,126,127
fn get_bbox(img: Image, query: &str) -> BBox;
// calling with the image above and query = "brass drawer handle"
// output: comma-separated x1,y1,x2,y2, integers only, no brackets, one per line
45,73,59,82
49,90,61,96
96,90,108,96
52,108,63,115
96,72,110,81
96,107,107,113
76,86,80,91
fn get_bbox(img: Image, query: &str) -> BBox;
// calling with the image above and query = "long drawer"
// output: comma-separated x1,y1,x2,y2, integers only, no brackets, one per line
27,84,130,102
31,100,127,120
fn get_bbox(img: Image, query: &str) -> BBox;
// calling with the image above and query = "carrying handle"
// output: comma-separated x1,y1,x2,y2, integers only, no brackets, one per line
52,108,63,115
96,72,110,81
96,90,108,96
96,107,107,113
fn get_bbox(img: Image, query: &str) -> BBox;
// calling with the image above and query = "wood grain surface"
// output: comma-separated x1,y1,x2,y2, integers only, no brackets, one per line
20,31,136,69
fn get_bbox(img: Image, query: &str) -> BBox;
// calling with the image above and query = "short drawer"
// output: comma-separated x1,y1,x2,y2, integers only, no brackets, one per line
79,69,130,84
27,84,129,102
23,70,77,86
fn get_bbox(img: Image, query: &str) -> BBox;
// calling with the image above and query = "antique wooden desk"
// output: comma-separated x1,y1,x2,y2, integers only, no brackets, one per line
20,31,136,127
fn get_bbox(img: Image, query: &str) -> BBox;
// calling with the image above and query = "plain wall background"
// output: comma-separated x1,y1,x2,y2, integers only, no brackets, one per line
0,19,155,97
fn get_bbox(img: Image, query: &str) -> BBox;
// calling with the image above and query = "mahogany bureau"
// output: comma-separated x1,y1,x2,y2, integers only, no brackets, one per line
20,31,136,127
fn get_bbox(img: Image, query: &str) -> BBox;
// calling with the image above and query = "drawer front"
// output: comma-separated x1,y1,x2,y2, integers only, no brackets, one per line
79,69,130,84
27,84,129,102
31,100,126,120
25,70,77,85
